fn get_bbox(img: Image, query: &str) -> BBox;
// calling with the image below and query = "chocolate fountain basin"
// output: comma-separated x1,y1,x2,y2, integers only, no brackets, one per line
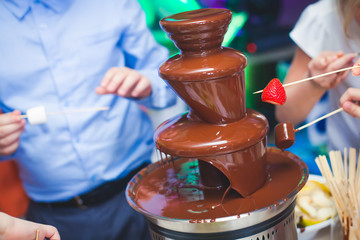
154,109,269,197
126,148,308,239
126,8,309,240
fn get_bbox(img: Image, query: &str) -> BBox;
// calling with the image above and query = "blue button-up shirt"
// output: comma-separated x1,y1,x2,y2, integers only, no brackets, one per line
0,0,176,201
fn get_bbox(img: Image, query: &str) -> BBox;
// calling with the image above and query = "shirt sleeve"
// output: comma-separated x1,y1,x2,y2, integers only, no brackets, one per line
119,0,177,110
289,2,333,58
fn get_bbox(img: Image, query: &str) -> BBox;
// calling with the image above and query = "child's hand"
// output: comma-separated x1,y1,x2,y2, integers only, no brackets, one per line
340,88,360,118
309,51,355,89
95,67,152,99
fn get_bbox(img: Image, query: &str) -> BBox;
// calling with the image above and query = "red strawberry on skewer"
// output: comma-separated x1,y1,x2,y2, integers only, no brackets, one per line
261,78,286,105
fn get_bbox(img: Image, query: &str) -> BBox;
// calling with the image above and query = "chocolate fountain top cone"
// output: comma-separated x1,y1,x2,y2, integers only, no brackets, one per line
159,9,247,124
160,8,231,54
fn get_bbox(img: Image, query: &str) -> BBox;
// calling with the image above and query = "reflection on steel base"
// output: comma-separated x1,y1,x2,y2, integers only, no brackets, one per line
148,201,297,240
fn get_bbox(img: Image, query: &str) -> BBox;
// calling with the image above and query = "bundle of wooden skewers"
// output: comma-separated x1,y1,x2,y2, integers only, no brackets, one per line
316,148,360,240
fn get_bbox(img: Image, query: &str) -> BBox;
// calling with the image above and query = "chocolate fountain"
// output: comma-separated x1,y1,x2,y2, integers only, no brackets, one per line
126,8,308,240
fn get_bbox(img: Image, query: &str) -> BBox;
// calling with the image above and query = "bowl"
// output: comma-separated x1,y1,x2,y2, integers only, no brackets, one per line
297,174,342,240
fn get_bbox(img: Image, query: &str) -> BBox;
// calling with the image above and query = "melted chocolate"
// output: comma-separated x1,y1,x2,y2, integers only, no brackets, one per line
131,148,306,220
159,9,247,124
160,9,233,56
275,122,295,149
155,109,268,157
161,67,246,124
127,8,307,222
157,9,269,197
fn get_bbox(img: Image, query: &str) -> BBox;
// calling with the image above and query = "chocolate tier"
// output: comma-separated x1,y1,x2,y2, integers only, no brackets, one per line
127,9,308,227
156,8,268,197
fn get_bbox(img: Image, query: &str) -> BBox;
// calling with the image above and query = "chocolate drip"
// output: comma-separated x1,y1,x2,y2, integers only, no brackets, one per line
132,148,306,219
159,9,247,124
157,8,268,197
128,8,307,222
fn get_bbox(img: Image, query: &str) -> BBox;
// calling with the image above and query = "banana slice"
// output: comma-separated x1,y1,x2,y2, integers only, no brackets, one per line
317,207,337,220
296,179,336,227
312,190,333,207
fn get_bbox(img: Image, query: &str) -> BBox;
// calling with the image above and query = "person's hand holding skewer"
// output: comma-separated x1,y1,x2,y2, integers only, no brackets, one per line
338,58,360,119
340,88,360,119
308,51,355,89
0,110,25,156
0,212,60,240
254,51,359,97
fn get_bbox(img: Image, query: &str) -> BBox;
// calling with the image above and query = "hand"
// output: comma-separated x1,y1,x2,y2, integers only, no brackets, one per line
340,88,360,118
308,51,355,89
0,110,25,156
95,67,152,99
0,212,60,240
352,57,360,76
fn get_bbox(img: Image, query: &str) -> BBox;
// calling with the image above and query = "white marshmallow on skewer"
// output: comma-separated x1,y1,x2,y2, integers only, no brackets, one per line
26,106,47,125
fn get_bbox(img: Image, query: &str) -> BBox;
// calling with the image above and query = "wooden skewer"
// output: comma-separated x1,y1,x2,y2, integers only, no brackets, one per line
46,106,110,116
295,107,343,132
20,106,109,119
315,148,360,239
35,229,39,240
253,65,360,94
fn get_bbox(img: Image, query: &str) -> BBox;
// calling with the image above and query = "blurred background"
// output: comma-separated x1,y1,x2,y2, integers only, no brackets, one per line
0,0,324,219
143,0,323,174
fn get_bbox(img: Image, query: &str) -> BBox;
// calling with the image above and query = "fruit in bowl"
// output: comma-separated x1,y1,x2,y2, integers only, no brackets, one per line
295,179,337,228
296,174,341,240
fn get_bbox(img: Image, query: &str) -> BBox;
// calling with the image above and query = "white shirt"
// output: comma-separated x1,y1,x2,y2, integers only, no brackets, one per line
290,0,360,150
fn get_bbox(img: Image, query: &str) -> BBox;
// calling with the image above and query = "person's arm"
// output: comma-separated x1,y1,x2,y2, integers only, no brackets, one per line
275,48,355,125
0,110,25,156
275,48,324,125
0,212,60,240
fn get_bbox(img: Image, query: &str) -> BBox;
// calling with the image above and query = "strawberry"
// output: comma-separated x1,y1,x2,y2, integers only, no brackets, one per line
261,78,286,105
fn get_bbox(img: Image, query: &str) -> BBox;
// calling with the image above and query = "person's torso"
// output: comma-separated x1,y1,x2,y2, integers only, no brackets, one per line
290,0,360,150
0,0,155,201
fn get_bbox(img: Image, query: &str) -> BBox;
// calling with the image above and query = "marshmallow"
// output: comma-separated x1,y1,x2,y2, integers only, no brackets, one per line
26,106,47,125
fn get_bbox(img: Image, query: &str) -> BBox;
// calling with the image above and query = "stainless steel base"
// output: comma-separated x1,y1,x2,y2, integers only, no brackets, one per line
147,201,297,240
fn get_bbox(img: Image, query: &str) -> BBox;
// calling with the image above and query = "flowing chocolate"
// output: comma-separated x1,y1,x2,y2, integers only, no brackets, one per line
275,122,295,149
157,8,268,197
159,8,246,124
127,8,307,223
131,148,306,219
